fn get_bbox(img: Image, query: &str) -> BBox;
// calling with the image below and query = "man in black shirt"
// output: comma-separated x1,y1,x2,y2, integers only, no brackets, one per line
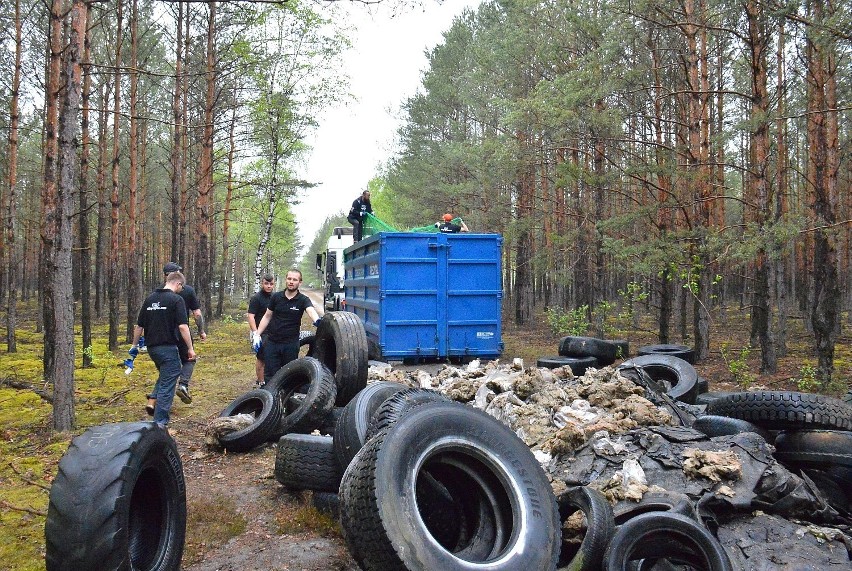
347,190,373,241
131,271,196,427
246,274,275,384
437,213,469,233
253,269,321,383
162,262,206,404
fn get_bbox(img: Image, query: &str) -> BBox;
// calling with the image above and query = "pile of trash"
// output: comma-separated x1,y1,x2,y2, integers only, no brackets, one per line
369,358,852,568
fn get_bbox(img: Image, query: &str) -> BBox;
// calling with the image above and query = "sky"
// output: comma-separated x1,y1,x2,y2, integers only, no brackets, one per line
292,0,481,257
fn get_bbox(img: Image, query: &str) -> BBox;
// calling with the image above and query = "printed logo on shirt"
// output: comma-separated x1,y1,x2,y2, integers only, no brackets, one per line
289,305,300,311
147,302,168,311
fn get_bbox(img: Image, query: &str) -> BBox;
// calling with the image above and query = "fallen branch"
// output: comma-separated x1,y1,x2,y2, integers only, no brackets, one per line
0,377,53,403
0,500,47,517
7,463,51,492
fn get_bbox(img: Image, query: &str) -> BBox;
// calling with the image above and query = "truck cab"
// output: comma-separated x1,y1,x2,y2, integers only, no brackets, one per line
316,226,354,310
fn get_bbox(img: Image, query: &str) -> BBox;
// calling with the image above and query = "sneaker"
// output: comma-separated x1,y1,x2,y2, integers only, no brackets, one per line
176,384,192,404
145,398,156,416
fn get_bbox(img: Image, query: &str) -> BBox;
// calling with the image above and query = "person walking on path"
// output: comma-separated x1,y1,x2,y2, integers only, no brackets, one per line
246,274,275,384
131,271,196,427
347,190,373,241
436,213,469,233
162,262,206,404
252,269,322,383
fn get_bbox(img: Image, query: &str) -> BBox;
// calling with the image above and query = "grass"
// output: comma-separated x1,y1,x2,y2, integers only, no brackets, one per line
183,495,248,564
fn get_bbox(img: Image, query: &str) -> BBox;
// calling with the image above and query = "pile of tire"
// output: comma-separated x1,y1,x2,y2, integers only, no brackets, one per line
692,390,852,514
537,336,629,375
556,486,734,570
215,311,368,453
45,422,187,571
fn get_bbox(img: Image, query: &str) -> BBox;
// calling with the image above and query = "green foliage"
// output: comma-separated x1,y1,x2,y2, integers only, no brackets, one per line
545,305,589,336
792,363,820,393
592,300,617,337
720,343,756,389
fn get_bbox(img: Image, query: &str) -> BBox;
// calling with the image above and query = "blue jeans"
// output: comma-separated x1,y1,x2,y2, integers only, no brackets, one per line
263,339,299,383
148,344,181,426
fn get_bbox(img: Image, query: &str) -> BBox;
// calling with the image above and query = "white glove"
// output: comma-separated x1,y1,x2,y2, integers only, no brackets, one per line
251,332,262,353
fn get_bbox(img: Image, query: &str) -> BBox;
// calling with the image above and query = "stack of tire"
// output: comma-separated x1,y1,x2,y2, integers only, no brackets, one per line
556,485,734,569
695,390,852,514
537,336,630,375
216,311,368,453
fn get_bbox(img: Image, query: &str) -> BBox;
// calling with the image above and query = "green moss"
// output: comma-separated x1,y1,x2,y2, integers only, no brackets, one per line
183,495,247,564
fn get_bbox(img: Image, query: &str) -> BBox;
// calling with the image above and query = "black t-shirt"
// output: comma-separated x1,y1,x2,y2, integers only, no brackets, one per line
266,291,312,343
248,290,272,328
136,289,188,347
438,222,461,233
178,284,201,318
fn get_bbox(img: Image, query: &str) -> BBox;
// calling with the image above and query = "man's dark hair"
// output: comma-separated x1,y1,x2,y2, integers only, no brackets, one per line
262,274,274,283
286,268,303,280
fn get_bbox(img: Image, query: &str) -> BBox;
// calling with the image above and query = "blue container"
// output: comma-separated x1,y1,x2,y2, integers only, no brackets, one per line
344,232,503,361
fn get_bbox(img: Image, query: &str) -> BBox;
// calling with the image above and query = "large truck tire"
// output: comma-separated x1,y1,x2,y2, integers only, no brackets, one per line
313,311,369,406
263,357,336,438
617,354,699,404
365,387,452,441
339,401,561,571
45,422,186,571
298,330,315,357
706,391,852,431
556,486,615,571
217,389,282,452
275,434,342,493
773,429,852,469
537,355,598,376
603,512,732,571
332,381,408,468
636,344,696,364
558,336,619,366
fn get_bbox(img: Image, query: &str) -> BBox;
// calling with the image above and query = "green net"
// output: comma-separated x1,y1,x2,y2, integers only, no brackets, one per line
362,212,398,237
362,212,465,237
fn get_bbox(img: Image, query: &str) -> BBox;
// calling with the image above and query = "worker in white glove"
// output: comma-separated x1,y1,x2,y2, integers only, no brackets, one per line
253,269,322,385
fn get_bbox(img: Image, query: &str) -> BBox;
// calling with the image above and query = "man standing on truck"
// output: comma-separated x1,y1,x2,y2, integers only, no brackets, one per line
252,269,322,383
347,190,373,241
246,274,275,385
436,213,469,233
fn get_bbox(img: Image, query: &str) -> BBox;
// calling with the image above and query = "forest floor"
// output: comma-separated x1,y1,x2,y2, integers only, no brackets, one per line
1,290,851,570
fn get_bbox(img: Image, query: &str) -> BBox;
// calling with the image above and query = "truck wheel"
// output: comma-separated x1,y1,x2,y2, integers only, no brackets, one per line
536,355,598,376
558,336,618,366
332,381,407,468
617,355,699,404
706,391,852,431
275,434,342,493
218,389,282,452
636,344,695,364
339,401,561,571
313,311,369,406
773,429,852,469
365,387,451,441
312,491,341,519
603,512,732,571
264,357,337,437
692,415,773,443
556,486,615,571
45,422,186,571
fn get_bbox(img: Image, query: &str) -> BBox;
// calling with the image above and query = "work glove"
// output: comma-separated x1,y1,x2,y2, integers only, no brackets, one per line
251,332,262,354
123,357,135,375
313,318,323,328
128,346,139,359
138,335,146,352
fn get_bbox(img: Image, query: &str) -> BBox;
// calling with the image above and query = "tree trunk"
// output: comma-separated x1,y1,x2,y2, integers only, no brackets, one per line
170,1,184,259
79,8,93,367
94,80,110,318
5,0,22,353
218,104,237,317
52,0,87,431
108,0,123,352
774,18,788,357
126,0,140,343
745,0,776,372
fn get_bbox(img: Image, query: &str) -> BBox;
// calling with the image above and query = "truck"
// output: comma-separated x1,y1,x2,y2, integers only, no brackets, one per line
343,231,503,363
315,226,354,310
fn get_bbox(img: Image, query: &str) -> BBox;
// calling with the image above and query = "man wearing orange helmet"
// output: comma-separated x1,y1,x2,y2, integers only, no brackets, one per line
436,213,469,233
